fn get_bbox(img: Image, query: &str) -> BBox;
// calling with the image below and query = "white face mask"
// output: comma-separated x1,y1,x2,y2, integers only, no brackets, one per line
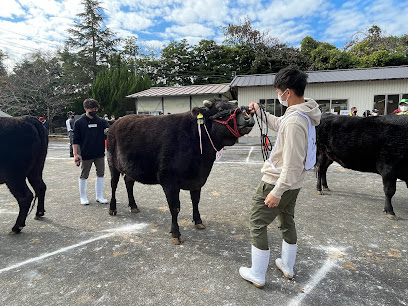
400,105,408,112
277,89,289,107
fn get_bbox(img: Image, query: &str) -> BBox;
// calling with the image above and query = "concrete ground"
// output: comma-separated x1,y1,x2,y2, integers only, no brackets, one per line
0,141,407,306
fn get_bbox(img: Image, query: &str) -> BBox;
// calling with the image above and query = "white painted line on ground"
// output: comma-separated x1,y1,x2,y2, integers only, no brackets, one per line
0,209,18,214
215,161,263,165
245,147,254,163
287,246,346,306
0,223,148,274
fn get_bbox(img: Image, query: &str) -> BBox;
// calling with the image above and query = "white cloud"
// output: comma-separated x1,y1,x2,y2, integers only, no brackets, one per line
1,0,25,18
109,11,153,32
165,0,229,26
163,24,214,39
322,0,408,47
260,0,325,21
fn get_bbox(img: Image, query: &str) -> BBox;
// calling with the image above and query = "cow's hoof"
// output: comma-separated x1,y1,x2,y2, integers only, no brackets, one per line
109,209,117,216
195,223,206,229
316,191,324,195
9,227,23,235
323,187,331,191
171,237,184,245
34,212,45,220
386,214,398,220
130,208,140,213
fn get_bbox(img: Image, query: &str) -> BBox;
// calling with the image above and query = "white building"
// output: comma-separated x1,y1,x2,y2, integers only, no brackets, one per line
126,66,408,143
126,83,232,115
230,65,408,142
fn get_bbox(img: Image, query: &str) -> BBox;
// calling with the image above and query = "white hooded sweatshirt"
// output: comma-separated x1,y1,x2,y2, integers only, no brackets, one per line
256,98,321,199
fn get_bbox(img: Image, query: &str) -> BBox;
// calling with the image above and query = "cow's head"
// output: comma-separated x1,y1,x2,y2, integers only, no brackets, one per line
191,98,255,146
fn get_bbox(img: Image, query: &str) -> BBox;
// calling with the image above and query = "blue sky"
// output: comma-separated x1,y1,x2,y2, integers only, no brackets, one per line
1,0,408,70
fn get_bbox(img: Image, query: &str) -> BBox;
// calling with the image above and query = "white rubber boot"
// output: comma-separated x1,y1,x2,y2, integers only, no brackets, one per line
95,177,108,204
79,178,89,205
239,245,270,288
275,240,297,280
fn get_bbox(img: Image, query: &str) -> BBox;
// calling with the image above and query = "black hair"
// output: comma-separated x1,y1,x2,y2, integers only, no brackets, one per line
273,67,308,97
83,98,100,109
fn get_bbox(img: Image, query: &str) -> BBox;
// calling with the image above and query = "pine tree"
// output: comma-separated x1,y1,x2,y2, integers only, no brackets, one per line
64,0,119,84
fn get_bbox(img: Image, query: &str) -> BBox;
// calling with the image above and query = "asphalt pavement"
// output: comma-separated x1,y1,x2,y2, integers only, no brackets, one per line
0,140,407,306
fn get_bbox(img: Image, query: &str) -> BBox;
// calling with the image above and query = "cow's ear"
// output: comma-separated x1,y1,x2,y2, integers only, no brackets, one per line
191,106,210,117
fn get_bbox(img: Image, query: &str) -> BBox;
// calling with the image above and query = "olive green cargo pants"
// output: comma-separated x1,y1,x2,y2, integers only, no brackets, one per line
250,181,300,250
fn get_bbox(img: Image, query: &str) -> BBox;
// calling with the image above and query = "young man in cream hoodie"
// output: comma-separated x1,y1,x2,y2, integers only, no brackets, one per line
239,67,321,288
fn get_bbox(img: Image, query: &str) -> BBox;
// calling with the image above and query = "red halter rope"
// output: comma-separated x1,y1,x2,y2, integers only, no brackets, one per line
212,108,242,138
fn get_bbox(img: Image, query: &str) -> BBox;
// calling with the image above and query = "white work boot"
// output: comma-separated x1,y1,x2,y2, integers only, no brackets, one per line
239,245,270,288
79,178,89,205
275,240,297,280
95,177,108,204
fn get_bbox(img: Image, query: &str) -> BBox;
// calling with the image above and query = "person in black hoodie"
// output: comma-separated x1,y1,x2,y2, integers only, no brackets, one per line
73,98,110,205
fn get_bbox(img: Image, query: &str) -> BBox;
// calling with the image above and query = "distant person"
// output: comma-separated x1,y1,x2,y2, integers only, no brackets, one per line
73,98,110,205
363,110,371,117
394,99,408,182
39,117,50,132
103,114,109,120
371,109,379,116
66,111,75,157
349,107,358,116
393,99,408,115
110,115,115,121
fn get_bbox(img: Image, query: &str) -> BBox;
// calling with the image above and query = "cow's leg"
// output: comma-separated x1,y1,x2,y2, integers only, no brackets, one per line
6,180,33,234
124,175,139,213
162,185,184,245
316,153,332,195
381,176,397,220
27,174,46,220
190,189,205,229
321,158,333,191
109,167,120,216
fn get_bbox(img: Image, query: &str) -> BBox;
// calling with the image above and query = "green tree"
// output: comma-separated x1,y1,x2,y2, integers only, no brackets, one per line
221,17,304,74
64,0,119,84
155,39,195,86
190,40,236,84
301,36,356,70
89,55,151,116
0,49,7,77
0,51,72,129
346,24,408,67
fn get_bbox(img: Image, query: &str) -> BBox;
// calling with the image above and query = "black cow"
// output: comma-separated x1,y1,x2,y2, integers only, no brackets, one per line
316,113,408,219
107,98,255,244
0,116,48,233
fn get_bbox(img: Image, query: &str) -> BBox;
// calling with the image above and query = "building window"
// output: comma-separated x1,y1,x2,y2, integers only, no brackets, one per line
316,99,348,115
374,94,404,115
317,100,330,113
332,99,348,115
259,99,286,116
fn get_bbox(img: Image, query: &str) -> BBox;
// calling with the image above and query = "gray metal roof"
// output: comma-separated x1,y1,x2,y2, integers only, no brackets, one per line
127,83,231,98
230,66,408,87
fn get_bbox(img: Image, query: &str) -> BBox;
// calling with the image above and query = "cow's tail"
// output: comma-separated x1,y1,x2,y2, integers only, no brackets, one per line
28,116,49,167
28,116,48,202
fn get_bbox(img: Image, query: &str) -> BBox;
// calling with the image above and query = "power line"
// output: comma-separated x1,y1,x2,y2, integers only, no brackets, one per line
0,39,38,52
0,28,63,47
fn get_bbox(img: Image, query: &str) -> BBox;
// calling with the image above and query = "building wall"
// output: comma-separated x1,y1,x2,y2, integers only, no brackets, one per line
135,92,232,115
236,79,408,140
